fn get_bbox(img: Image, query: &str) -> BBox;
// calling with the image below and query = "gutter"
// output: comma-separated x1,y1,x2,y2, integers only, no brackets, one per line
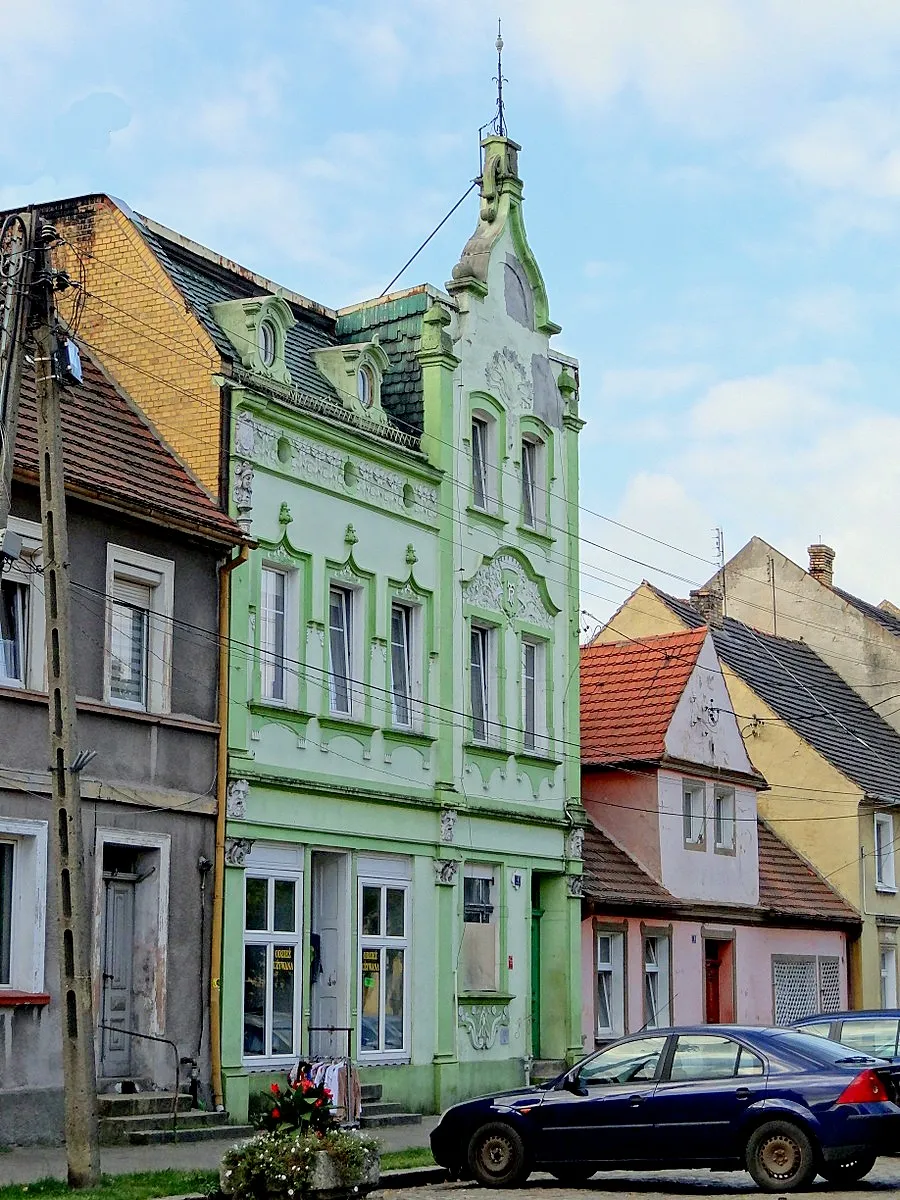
210,540,250,1109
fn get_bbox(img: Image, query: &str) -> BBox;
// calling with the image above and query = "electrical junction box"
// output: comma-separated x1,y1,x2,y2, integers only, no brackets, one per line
57,338,83,384
0,527,22,566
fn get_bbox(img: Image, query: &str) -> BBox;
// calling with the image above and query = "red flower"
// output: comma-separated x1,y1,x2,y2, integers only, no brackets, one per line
301,1079,312,1092
291,1080,300,1089
314,1098,323,1107
271,1108,280,1119
323,1088,332,1099
270,1083,280,1095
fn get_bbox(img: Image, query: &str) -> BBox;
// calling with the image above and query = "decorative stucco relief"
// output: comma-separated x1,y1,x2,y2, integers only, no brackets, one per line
484,347,532,413
566,828,584,861
458,1002,510,1051
439,809,458,844
244,418,437,520
226,779,248,820
463,554,553,628
433,859,459,885
567,875,584,898
225,837,254,867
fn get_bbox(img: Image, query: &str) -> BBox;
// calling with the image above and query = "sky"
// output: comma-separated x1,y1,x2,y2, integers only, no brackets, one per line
4,0,900,626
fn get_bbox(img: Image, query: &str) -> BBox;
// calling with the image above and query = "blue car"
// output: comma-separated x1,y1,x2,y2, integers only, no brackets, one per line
430,1025,900,1191
792,1010,900,1062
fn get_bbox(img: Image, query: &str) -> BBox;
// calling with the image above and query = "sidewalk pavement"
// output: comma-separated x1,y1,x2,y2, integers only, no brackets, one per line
0,1116,441,1187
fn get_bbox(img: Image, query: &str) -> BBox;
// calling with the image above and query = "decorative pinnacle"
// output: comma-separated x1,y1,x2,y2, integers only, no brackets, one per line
494,18,507,137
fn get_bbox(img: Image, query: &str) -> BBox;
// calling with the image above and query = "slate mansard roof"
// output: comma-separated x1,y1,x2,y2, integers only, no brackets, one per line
13,346,244,545
134,215,429,437
582,822,859,927
580,628,708,765
649,585,900,805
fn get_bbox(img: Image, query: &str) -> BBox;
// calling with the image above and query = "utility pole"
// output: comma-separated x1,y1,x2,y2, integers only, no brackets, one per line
29,217,101,1188
0,210,34,534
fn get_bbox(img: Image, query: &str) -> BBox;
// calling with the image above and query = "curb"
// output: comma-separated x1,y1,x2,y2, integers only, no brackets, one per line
380,1165,448,1188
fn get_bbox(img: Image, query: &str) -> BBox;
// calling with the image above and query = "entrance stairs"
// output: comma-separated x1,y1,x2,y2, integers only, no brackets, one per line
358,1082,421,1130
98,1091,253,1146
530,1058,567,1085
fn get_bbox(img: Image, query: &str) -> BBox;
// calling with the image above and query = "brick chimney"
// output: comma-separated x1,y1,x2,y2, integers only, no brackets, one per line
690,587,723,628
808,543,835,588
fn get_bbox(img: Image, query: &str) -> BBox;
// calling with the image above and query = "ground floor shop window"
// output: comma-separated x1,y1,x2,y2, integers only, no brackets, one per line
243,860,303,1060
462,866,499,992
359,872,408,1056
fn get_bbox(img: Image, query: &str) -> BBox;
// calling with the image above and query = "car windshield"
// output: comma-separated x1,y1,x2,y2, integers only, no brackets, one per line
773,1030,885,1066
578,1036,667,1086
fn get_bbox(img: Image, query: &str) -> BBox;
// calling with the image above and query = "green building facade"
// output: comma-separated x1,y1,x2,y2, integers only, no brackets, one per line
218,135,585,1118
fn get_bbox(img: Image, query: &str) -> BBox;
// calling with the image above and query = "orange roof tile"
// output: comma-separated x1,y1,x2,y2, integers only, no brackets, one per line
13,345,244,546
581,628,708,765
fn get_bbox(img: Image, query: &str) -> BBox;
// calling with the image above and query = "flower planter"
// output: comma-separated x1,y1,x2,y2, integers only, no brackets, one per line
220,1130,380,1199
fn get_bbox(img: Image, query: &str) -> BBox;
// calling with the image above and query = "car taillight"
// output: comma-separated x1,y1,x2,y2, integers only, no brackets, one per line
836,1070,889,1105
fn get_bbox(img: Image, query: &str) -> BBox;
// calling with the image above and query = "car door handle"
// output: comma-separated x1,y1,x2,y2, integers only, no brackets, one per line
628,1094,643,1107
735,1088,751,1101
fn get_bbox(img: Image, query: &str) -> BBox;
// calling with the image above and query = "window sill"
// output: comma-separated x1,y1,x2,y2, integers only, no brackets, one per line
464,741,508,761
319,714,378,737
382,727,436,748
357,1053,411,1065
458,991,515,1004
516,523,554,547
875,884,898,894
0,991,50,1008
0,686,219,732
517,748,562,767
465,506,507,532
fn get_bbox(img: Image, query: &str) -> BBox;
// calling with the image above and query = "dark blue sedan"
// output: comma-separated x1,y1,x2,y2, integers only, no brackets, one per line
430,1025,900,1191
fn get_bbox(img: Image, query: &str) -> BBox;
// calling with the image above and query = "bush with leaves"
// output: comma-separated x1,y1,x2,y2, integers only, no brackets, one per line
220,1127,379,1199
255,1077,334,1134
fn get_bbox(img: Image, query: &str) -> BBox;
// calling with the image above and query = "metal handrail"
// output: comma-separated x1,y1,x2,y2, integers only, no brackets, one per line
99,1024,181,1141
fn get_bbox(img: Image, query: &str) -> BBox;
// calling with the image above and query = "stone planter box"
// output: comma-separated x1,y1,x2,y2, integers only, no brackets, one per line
220,1142,380,1199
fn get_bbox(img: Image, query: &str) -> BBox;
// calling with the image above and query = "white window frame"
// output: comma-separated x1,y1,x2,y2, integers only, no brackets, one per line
470,622,495,744
358,856,411,1061
241,845,304,1066
683,782,706,848
328,584,359,717
881,945,898,1008
0,517,44,691
595,929,625,1040
0,817,48,995
643,933,671,1029
521,636,546,753
104,545,174,714
471,415,490,511
389,601,419,729
521,437,543,529
260,565,298,706
714,786,736,853
462,865,499,993
875,813,896,892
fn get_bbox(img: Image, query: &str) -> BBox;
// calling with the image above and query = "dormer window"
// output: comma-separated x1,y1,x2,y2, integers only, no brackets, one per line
258,320,276,368
357,365,374,410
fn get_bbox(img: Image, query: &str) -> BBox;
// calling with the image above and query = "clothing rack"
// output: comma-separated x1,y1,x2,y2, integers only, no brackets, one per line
296,1025,360,1126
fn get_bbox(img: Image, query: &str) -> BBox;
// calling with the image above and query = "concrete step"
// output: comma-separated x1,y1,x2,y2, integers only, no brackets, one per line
359,1111,422,1129
361,1102,411,1118
122,1122,255,1146
359,1083,382,1103
531,1059,566,1082
100,1109,232,1145
98,1092,192,1118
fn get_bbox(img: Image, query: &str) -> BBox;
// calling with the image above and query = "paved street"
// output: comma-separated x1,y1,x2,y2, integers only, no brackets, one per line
378,1158,900,1199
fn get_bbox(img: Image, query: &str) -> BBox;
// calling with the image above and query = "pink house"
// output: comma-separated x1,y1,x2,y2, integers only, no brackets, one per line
579,628,860,1050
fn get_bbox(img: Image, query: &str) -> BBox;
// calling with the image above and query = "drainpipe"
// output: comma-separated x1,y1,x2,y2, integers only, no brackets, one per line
210,541,249,1110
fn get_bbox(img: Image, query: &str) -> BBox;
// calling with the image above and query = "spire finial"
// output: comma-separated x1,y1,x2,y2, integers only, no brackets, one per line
493,18,507,137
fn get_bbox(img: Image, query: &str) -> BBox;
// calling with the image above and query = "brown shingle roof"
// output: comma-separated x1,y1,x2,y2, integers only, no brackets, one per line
581,628,707,766
582,820,859,927
13,345,243,545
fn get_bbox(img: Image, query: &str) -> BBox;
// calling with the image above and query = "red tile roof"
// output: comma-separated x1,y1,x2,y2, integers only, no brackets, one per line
13,345,243,545
756,820,859,924
581,628,708,765
582,819,859,927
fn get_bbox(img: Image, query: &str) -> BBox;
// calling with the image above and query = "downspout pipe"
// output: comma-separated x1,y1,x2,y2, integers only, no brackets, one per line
210,541,249,1110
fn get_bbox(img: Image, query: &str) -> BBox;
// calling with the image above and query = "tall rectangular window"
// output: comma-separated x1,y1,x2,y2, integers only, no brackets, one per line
0,817,48,996
521,439,537,527
243,871,302,1059
596,930,625,1040
0,580,27,687
470,624,490,743
329,586,353,715
109,578,152,708
875,813,896,890
881,946,898,1008
522,638,544,751
643,934,671,1029
714,786,736,852
462,868,498,992
471,417,489,510
0,841,13,986
260,568,287,703
359,881,408,1054
683,783,705,847
390,604,412,728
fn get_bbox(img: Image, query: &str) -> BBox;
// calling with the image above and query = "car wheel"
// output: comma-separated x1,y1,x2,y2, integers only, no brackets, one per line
819,1152,877,1184
549,1164,596,1183
467,1121,531,1188
746,1120,817,1192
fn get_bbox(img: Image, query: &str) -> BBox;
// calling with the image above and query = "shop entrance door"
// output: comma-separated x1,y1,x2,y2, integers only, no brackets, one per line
310,851,350,1057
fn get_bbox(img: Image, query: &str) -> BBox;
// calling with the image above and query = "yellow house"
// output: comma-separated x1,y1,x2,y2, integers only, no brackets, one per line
598,583,900,1009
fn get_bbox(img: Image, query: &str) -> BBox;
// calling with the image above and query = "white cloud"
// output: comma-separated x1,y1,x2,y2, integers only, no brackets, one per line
598,364,709,405
780,287,860,337
688,362,854,438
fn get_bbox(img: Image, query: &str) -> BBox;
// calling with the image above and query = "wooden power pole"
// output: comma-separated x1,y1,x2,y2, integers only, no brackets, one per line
0,210,34,533
29,217,101,1187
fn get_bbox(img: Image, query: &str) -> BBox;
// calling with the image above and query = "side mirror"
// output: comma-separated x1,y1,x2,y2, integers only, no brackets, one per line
562,1071,585,1095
